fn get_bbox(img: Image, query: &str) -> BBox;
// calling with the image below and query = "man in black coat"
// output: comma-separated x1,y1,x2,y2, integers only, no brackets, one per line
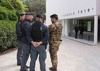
27,14,49,71
74,24,79,39
16,13,25,66
20,12,34,71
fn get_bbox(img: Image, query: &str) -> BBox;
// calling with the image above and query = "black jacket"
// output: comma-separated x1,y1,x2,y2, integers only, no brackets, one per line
26,21,49,45
21,20,31,44
16,20,23,41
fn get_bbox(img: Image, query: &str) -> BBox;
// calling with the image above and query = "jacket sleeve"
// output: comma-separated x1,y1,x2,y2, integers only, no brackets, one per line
24,22,33,44
48,24,56,33
26,26,34,44
16,22,21,36
16,22,18,34
41,25,49,45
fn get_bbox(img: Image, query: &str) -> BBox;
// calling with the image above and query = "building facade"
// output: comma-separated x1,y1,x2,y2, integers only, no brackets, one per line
46,0,100,45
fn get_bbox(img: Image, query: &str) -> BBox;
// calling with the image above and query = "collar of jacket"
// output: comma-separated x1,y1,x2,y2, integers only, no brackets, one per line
53,21,59,25
19,20,24,22
25,19,31,23
36,21,44,25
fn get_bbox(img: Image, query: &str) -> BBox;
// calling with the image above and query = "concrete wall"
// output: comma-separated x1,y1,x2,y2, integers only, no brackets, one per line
46,0,96,25
96,0,100,15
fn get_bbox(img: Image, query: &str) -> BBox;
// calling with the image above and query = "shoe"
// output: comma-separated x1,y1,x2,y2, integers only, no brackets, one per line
53,68,57,71
17,63,21,66
26,65,30,68
20,69,28,71
17,64,29,68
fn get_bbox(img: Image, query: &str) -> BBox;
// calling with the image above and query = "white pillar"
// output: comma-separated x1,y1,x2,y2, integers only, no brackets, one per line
62,20,65,36
94,15,98,45
64,20,68,37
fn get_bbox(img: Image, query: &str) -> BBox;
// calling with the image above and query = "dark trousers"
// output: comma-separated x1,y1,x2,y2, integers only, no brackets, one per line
30,45,46,71
75,32,78,39
80,32,83,39
20,43,31,71
17,41,23,64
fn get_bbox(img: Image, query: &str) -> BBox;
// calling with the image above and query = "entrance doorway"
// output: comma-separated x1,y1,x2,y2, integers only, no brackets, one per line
98,19,100,41
68,18,94,42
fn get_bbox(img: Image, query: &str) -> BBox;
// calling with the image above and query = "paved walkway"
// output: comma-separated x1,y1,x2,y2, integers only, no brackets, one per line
0,38,100,71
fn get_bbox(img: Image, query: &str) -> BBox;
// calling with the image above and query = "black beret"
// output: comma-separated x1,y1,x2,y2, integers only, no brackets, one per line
36,14,44,18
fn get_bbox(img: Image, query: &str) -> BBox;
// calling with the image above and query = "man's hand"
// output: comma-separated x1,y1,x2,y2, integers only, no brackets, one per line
31,41,43,47
31,41,38,47
36,41,43,47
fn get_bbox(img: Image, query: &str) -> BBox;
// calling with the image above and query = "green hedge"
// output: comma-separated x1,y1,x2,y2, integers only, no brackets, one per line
8,10,18,21
0,0,14,10
0,0,26,21
0,6,8,20
0,6,18,21
0,20,17,52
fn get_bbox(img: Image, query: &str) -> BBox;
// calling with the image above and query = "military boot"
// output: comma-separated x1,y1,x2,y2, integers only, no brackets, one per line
49,67,57,71
49,67,53,70
53,68,57,71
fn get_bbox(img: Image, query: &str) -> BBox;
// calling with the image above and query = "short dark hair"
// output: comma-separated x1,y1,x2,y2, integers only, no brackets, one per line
26,12,33,15
19,13,25,16
50,14,58,20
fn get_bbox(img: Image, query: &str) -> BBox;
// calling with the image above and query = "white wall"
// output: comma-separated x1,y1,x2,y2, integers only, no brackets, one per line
64,20,69,37
96,0,100,15
46,0,96,25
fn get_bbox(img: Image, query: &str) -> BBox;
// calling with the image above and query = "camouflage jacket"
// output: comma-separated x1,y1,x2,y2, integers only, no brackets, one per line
48,21,63,43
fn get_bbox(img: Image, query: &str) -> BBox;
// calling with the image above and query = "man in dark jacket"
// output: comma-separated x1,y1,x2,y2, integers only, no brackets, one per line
74,24,79,39
20,12,33,71
16,13,25,66
79,23,84,39
27,14,49,71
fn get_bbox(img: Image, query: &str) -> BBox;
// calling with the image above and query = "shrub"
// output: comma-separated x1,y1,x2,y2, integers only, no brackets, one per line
10,0,26,12
0,20,17,52
0,0,26,21
0,6,8,20
0,0,14,10
8,10,18,21
0,6,17,21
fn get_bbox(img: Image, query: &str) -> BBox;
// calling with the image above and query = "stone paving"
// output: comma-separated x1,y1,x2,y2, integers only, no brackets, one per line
0,38,100,71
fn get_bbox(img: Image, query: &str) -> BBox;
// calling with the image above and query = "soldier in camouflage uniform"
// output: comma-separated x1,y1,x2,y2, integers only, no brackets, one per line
48,14,63,71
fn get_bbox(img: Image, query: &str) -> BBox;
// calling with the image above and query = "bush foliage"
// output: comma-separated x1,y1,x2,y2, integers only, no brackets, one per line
0,20,17,52
0,6,17,20
0,0,26,21
0,0,26,52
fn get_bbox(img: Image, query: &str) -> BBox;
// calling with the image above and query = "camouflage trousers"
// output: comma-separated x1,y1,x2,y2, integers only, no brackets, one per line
49,41,60,69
